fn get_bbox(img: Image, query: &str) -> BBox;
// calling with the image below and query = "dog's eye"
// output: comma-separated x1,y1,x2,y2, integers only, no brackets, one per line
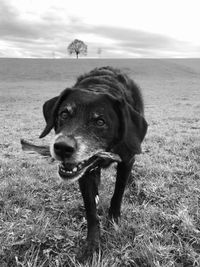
95,118,105,127
60,111,69,120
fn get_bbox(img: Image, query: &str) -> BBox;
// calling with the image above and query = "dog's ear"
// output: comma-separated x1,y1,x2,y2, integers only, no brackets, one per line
124,104,148,153
113,101,148,161
39,88,73,138
39,96,59,138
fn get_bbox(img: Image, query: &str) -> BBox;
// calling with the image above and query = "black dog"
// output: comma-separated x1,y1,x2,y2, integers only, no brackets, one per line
40,66,148,260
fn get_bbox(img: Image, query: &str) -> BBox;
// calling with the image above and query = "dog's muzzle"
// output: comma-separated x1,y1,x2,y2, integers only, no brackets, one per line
51,134,122,182
51,134,100,181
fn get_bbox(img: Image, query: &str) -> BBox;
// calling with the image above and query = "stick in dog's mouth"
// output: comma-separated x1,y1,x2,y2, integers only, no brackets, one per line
20,139,121,180
20,139,51,157
58,151,121,181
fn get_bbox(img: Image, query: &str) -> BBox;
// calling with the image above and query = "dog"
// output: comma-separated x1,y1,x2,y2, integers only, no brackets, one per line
39,66,148,261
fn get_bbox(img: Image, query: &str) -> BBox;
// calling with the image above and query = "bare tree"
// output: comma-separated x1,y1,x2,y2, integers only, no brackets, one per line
67,39,87,59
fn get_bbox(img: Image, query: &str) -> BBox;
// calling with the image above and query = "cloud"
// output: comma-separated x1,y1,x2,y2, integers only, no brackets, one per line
0,1,39,39
0,0,199,58
75,25,198,58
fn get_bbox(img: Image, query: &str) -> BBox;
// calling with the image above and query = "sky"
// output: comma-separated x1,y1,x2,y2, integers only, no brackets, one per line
0,0,200,58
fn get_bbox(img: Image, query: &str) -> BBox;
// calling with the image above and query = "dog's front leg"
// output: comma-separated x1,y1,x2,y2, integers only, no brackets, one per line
109,161,133,223
77,167,100,262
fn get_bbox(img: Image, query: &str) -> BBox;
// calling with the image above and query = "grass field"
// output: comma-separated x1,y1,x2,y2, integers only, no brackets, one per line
0,58,200,266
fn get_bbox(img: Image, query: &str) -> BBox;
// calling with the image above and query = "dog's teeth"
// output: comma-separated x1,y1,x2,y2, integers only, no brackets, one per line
59,159,92,177
78,163,83,170
73,167,78,172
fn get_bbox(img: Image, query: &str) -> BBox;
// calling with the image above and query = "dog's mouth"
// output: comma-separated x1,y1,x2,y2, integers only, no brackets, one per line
58,155,99,180
58,151,121,181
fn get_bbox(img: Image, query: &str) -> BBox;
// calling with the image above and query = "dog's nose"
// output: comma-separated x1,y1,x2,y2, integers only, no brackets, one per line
54,141,75,159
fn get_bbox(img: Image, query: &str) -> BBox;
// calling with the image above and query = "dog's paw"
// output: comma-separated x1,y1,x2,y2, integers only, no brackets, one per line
77,239,100,263
108,208,120,225
108,214,119,225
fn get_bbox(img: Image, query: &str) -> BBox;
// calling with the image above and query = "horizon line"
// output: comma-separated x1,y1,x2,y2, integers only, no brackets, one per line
0,57,200,60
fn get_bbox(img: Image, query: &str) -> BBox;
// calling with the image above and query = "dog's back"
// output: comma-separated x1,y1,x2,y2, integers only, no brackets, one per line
74,66,144,115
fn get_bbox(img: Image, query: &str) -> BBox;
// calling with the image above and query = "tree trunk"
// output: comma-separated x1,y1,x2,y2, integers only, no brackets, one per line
76,52,79,59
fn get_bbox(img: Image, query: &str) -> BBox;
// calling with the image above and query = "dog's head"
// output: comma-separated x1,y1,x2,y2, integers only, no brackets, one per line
40,69,147,182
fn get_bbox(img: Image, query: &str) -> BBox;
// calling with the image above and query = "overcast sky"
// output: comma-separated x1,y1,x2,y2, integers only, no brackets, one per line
0,0,200,58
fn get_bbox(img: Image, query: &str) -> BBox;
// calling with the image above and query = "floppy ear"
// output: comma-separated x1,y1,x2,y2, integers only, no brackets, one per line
114,102,148,161
39,88,73,138
39,96,59,138
125,104,148,152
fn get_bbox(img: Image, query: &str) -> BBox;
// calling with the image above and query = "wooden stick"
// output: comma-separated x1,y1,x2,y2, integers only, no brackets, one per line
20,139,51,157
